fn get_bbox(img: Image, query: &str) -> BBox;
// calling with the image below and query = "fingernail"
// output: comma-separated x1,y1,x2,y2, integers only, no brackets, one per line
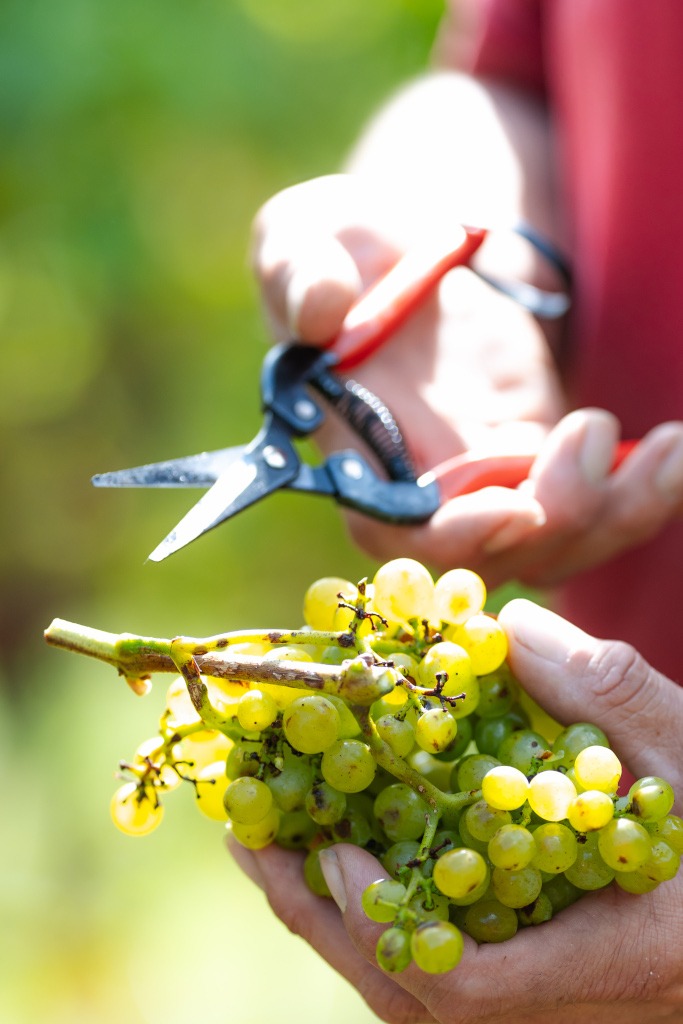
225,831,266,890
655,436,683,500
483,507,547,555
319,848,347,912
578,416,617,485
500,598,589,665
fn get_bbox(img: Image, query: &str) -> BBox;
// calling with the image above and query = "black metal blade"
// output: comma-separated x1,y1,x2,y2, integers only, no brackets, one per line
92,446,245,488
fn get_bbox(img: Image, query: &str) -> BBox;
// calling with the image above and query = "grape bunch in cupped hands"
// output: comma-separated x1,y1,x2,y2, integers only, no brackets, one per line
46,558,683,1024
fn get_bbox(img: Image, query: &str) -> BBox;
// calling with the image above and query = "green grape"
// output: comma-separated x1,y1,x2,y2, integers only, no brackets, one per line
282,695,341,755
567,789,615,832
225,740,263,779
431,829,460,857
362,878,407,923
552,722,609,767
303,576,357,630
224,776,273,825
331,807,372,847
324,692,362,739
492,865,543,908
464,899,518,943
304,781,347,825
195,761,230,821
375,714,416,758
376,926,413,973
276,809,317,850
303,847,332,897
372,558,435,623
418,642,478,710
265,757,314,813
457,813,489,856
415,707,458,753
230,806,281,850
433,848,488,900
381,840,421,879
475,668,517,719
408,891,451,923
474,709,528,757
638,839,680,883
111,783,164,837
629,776,676,822
410,921,465,973
516,892,553,927
650,814,683,854
565,831,618,888
448,868,492,906
237,689,278,732
527,771,577,821
464,799,512,842
614,870,660,894
373,783,430,842
455,753,502,792
542,873,583,913
497,729,549,774
434,713,473,761
453,613,508,676
321,739,376,793
433,567,486,625
531,823,578,874
573,745,622,793
408,749,453,791
598,817,652,872
481,765,529,811
488,824,536,871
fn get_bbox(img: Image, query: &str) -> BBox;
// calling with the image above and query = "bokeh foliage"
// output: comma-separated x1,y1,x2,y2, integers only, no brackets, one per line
0,2,444,1022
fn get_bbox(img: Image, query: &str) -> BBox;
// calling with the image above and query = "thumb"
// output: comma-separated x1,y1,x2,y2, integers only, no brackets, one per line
497,599,683,792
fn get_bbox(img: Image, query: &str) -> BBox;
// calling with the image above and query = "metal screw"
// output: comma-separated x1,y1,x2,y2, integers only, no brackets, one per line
263,445,287,470
293,398,317,421
340,457,364,480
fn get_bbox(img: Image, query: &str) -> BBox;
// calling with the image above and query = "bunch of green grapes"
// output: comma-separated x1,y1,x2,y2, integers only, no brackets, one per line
96,558,680,977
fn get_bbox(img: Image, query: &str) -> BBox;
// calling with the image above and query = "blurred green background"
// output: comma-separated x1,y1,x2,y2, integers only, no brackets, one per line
0,2,445,1022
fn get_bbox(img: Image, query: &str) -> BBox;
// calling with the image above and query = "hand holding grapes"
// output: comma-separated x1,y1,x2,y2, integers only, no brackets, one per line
229,599,683,1023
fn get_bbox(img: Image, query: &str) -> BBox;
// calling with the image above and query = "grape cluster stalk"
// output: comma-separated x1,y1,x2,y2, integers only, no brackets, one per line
44,559,682,977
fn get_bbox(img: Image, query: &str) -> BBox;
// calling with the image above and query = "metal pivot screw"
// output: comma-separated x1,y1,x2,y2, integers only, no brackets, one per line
293,398,317,421
263,445,287,470
340,457,364,480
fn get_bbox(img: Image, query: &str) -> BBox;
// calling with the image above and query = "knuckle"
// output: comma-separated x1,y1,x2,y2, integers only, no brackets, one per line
264,889,310,941
583,639,654,717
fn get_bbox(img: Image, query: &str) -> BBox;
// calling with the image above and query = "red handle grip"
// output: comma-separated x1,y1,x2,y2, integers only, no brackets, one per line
329,226,488,371
430,439,638,499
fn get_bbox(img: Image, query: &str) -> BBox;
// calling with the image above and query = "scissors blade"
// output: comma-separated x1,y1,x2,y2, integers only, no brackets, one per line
147,429,300,562
92,446,245,488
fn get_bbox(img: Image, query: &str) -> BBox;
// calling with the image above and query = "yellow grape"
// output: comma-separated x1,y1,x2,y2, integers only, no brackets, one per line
481,765,529,810
574,745,622,793
303,576,358,630
453,614,508,676
111,782,164,837
237,689,278,732
567,790,614,831
179,730,233,772
372,558,435,623
527,771,577,821
433,568,486,626
195,761,230,821
230,806,281,850
417,642,478,713
134,737,181,791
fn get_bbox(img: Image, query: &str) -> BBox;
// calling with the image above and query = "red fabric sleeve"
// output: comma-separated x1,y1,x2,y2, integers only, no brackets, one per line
438,0,546,94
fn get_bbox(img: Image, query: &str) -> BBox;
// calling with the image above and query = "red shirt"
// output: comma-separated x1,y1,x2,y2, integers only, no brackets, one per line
445,1,683,682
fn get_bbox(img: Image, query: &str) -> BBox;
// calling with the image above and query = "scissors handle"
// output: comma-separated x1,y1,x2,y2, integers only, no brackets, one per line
329,226,488,371
431,439,637,498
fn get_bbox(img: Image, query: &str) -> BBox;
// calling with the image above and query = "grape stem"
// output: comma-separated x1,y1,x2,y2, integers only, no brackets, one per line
44,619,394,704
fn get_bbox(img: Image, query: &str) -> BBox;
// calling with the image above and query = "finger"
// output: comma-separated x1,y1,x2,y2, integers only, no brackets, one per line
344,485,547,571
329,838,683,1023
497,598,683,790
229,838,435,1024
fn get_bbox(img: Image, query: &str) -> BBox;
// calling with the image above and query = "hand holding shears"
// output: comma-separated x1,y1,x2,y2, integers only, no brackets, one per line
93,222,658,580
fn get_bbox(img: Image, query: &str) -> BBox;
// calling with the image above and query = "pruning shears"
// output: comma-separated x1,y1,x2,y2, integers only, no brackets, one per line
92,224,634,561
